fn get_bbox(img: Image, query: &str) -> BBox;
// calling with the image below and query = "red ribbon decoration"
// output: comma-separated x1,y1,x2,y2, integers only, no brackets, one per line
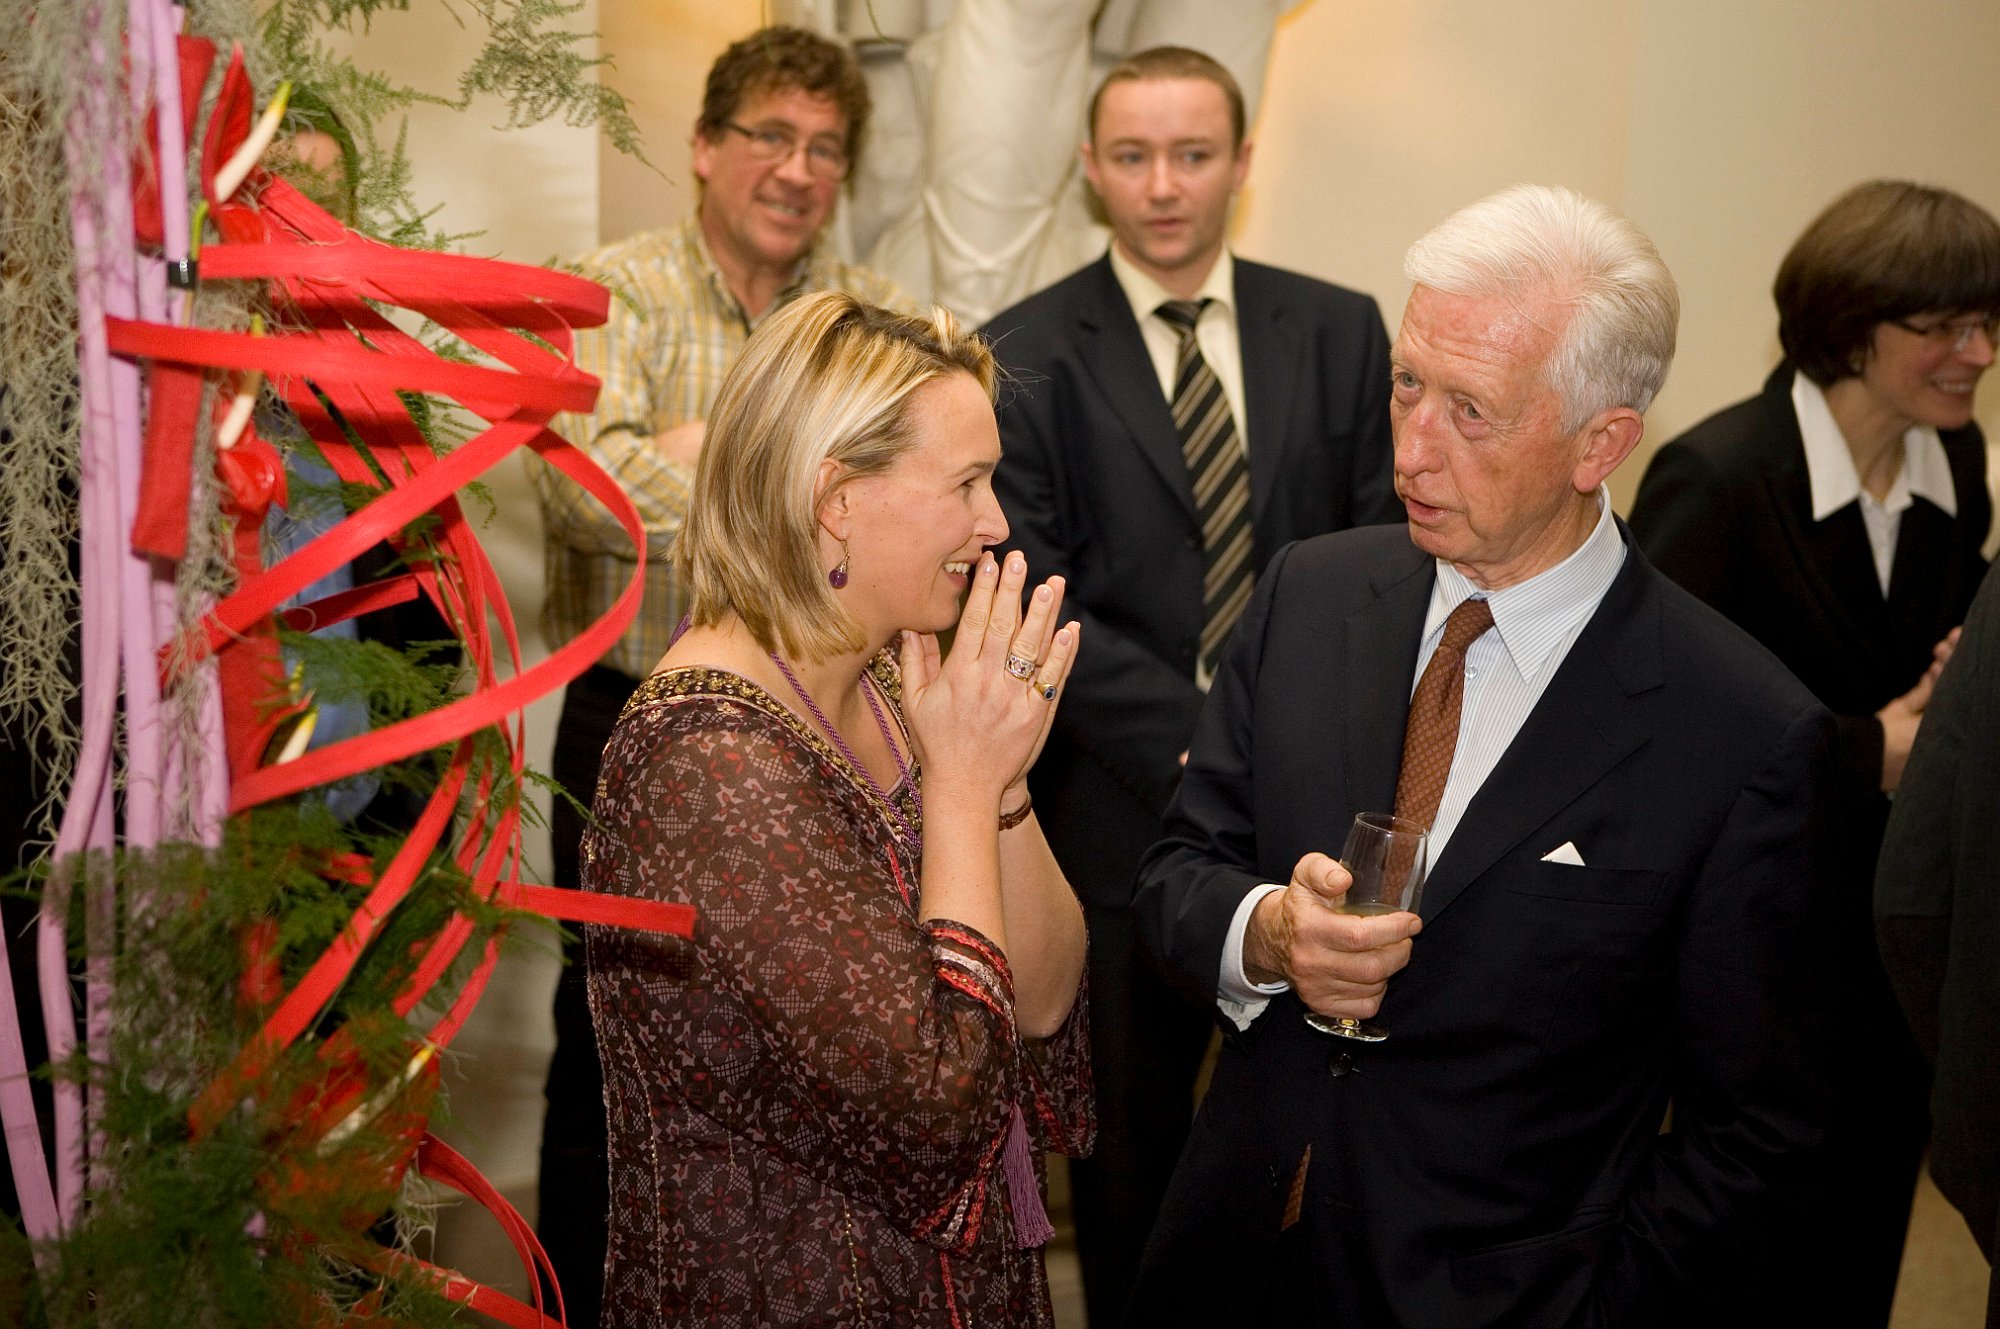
106,44,691,1323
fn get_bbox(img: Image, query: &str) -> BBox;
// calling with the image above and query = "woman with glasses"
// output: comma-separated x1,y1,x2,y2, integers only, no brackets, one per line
1630,179,2000,1328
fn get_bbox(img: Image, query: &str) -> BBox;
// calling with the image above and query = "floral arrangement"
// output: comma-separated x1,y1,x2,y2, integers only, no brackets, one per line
0,2,680,1323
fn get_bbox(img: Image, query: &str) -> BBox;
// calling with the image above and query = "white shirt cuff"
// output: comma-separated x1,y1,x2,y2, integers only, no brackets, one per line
1216,882,1291,1030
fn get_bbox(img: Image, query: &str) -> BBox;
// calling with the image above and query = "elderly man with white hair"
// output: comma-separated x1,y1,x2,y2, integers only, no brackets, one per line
1128,185,1840,1328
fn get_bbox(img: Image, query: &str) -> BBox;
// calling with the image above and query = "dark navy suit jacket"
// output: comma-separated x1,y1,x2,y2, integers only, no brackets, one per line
983,253,1401,908
1130,522,1839,1328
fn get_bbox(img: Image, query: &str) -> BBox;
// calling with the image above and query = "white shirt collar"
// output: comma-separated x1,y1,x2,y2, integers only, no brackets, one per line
1790,371,1958,521
1429,488,1626,684
1108,243,1236,327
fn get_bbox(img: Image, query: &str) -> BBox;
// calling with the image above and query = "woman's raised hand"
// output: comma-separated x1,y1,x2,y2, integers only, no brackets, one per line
900,551,1081,807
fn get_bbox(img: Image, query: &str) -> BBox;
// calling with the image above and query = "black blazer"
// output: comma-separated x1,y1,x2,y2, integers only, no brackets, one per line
1876,560,2000,1280
1129,523,1838,1328
1629,363,1990,801
983,253,1400,907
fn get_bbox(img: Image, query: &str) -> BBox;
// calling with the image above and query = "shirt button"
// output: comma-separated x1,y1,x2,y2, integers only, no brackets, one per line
1327,1051,1355,1077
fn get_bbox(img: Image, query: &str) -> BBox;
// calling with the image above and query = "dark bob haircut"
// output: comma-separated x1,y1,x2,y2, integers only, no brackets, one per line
697,25,871,167
1775,180,2000,386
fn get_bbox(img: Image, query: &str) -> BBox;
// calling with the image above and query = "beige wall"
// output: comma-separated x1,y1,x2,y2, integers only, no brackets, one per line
1622,1,2000,503
1247,0,2000,510
596,4,746,242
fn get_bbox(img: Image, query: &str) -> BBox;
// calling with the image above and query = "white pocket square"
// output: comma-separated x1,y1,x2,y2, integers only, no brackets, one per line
1539,841,1586,866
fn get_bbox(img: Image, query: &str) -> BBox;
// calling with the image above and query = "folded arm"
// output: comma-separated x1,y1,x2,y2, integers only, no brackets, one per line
534,280,696,555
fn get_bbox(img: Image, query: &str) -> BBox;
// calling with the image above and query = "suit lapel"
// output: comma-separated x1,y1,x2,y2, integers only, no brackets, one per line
1343,554,1432,826
1071,257,1197,520
1236,262,1300,536
1770,483,1890,635
1886,499,1953,651
1417,538,1661,922
1754,371,1894,673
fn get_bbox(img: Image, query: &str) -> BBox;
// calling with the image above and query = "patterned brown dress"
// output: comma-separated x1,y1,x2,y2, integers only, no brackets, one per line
583,663,1094,1328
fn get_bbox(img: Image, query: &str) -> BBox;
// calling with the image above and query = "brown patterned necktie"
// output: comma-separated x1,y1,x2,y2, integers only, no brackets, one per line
1393,596,1495,829
1156,298,1254,677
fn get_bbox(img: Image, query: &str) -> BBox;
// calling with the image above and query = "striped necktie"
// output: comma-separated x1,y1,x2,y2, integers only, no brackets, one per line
1393,596,1495,830
1157,298,1253,677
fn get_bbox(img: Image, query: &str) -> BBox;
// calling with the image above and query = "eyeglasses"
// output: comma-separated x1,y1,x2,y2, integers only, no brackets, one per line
1888,313,2000,353
721,121,850,180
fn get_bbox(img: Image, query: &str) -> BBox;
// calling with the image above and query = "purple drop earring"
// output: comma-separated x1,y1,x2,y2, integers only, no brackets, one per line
828,540,850,589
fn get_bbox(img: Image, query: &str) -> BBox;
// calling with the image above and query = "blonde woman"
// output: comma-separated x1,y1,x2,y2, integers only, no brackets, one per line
584,292,1092,1327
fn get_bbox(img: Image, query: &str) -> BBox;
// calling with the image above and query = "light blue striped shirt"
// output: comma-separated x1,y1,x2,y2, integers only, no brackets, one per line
1217,490,1626,1022
1417,488,1626,865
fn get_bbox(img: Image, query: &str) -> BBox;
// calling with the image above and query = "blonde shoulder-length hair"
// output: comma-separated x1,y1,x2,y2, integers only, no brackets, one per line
676,291,996,661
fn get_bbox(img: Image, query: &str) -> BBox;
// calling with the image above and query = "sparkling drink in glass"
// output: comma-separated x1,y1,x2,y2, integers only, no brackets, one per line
1304,812,1427,1042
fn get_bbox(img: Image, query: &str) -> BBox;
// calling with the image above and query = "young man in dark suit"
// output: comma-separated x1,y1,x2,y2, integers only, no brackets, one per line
1128,185,1840,1328
981,45,1401,1326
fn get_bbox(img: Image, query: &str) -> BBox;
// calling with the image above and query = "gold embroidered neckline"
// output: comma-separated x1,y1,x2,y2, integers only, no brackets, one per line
629,661,922,849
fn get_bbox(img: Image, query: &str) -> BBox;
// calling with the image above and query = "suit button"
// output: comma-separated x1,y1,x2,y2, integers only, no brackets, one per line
1185,533,1201,551
1327,1051,1354,1077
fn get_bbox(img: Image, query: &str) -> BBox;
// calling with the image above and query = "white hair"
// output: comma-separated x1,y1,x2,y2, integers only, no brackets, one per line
1404,184,1680,434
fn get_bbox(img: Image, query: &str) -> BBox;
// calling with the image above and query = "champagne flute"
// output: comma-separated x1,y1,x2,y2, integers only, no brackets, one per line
1303,812,1428,1043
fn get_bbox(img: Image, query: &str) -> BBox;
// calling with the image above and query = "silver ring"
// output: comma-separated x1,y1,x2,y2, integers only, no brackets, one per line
1004,652,1036,679
1037,681,1058,701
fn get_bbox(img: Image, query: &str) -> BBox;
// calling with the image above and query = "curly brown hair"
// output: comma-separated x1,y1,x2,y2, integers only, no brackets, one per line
697,26,872,168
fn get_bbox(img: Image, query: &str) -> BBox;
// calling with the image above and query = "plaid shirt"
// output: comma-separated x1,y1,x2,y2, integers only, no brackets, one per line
532,217,911,679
